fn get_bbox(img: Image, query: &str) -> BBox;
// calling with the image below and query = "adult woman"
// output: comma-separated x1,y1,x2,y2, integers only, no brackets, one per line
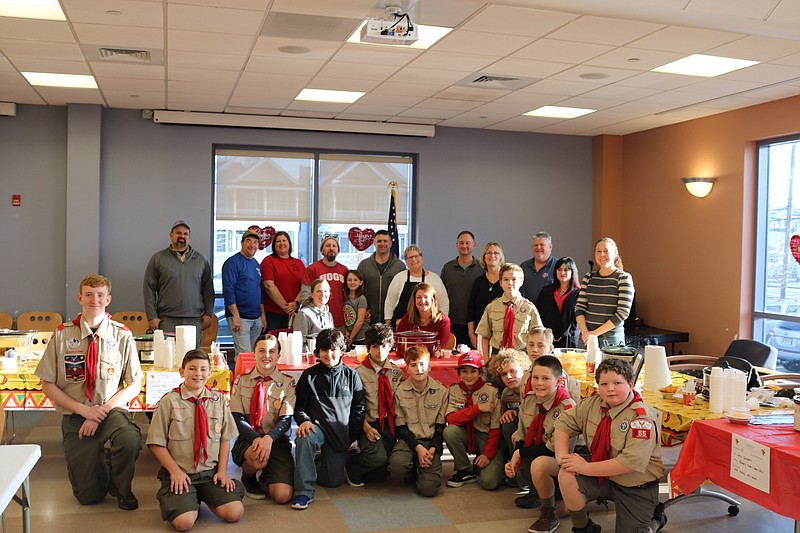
384,245,450,327
574,238,634,347
467,242,504,348
396,283,451,349
260,231,306,331
536,256,581,348
293,279,334,349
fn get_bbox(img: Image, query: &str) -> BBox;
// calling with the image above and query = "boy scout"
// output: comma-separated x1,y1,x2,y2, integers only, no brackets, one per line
230,334,295,503
527,327,582,402
346,324,404,485
390,345,448,497
554,358,665,533
147,349,245,531
488,349,532,474
35,274,142,509
443,351,505,490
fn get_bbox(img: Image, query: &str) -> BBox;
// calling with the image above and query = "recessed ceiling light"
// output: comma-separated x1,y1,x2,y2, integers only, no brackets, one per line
524,106,595,119
580,72,608,80
0,0,65,20
652,54,759,77
278,45,310,54
296,88,364,104
347,21,451,49
22,72,98,89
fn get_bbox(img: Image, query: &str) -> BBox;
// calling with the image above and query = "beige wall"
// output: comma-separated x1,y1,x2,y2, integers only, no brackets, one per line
594,95,800,356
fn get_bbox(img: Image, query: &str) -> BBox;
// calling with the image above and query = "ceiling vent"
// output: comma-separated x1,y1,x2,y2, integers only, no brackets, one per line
98,48,151,62
455,73,538,91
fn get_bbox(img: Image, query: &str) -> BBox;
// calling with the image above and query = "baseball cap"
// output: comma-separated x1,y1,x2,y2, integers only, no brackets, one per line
457,351,485,369
171,220,190,231
242,229,261,241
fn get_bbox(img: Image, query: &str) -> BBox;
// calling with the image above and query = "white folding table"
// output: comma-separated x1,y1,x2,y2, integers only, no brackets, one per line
0,444,41,533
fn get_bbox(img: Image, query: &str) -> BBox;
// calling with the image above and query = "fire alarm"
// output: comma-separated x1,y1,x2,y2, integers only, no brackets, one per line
12,194,21,206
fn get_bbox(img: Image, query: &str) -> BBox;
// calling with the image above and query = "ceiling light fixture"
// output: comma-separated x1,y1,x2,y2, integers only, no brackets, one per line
652,54,758,77
682,177,716,198
22,72,98,89
296,88,364,104
0,0,65,20
524,106,596,119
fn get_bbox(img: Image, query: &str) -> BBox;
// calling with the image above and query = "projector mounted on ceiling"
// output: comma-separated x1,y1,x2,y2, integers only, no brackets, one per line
360,5,418,45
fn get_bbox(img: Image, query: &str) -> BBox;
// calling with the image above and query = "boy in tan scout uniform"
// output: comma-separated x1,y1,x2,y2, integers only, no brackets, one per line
35,274,142,510
230,334,295,503
477,263,542,356
527,327,581,402
390,345,448,497
506,355,576,533
147,350,245,531
443,351,505,490
346,324,404,485
555,358,665,533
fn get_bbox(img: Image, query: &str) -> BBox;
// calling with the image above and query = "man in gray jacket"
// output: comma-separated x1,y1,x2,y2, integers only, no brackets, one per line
143,220,214,347
357,230,405,325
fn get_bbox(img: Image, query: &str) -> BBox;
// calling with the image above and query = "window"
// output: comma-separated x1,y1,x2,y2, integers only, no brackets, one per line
753,137,800,371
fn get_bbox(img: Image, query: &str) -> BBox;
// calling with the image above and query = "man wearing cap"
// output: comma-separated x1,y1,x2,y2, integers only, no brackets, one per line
299,236,349,329
143,220,214,348
520,232,556,303
222,230,266,358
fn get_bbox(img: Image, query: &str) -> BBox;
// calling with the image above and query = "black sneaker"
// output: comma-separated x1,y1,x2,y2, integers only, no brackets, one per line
117,495,139,511
446,470,477,488
242,474,266,500
345,468,365,488
515,492,541,509
652,502,668,532
572,518,601,533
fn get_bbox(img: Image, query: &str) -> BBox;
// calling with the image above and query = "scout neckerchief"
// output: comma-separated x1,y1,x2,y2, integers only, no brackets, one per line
175,386,210,468
249,375,272,431
72,313,109,401
362,356,395,435
501,300,515,349
458,377,486,454
590,391,643,483
524,384,571,448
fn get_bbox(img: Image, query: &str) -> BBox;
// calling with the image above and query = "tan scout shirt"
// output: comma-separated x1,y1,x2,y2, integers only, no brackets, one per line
476,295,542,351
35,316,142,414
513,388,576,452
146,383,238,474
355,358,404,423
446,381,501,432
394,377,448,440
555,392,664,487
230,367,296,434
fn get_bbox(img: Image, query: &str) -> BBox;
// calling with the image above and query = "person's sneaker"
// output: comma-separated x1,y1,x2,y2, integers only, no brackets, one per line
345,468,365,487
528,506,559,533
117,494,139,511
572,518,601,533
446,470,477,488
503,476,519,488
242,474,266,500
291,495,314,510
652,502,668,532
515,492,541,509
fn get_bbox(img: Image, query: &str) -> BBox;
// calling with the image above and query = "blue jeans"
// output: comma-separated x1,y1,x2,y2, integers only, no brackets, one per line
231,317,262,356
293,423,347,499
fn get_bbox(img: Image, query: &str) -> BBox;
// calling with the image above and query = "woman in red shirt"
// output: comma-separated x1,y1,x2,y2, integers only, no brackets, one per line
396,282,452,351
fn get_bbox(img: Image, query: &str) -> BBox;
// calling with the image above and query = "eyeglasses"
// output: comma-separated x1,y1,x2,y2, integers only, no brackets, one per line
321,233,338,240
485,251,501,256
405,254,422,260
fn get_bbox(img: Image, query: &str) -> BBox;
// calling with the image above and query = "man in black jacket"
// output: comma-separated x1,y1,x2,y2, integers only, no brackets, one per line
290,329,365,510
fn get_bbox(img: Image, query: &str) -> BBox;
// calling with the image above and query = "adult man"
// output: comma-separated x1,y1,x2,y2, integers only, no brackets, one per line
440,230,482,347
519,232,556,303
35,274,142,510
143,220,214,348
357,230,405,324
222,229,266,357
300,236,349,329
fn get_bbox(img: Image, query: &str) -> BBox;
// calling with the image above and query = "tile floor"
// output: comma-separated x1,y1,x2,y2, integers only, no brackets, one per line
1,411,793,532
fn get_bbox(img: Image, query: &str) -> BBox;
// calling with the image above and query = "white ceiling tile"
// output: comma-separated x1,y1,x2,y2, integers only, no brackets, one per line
0,57,15,72
90,62,164,79
270,0,374,19
627,26,744,54
706,35,800,62
686,0,775,20
237,71,309,89
616,71,701,90
771,51,800,66
0,39,84,61
387,67,472,86
35,87,105,105
580,85,662,100
315,61,400,81
547,15,665,46
11,59,90,75
656,106,726,120
512,38,613,63
550,65,641,85
228,93,296,108
0,19,74,42
96,76,163,91
371,81,442,98
585,47,685,71
433,86,507,102
356,93,424,107
167,3,264,34
433,31,535,56
397,107,461,119
438,114,507,128
286,100,350,112
472,97,557,114
168,29,254,54
252,36,341,60
169,79,234,94
185,0,272,9
411,0,484,27
307,76,381,92
225,106,282,115
0,84,46,104
281,110,339,119
605,100,677,114
720,63,800,84
674,77,763,95
168,67,240,84
245,56,324,75
636,90,716,106
521,78,597,96
741,84,800,100
335,112,394,122
73,23,163,49
698,95,769,110
483,57,571,78
415,98,482,111
103,90,164,108
460,5,579,37
408,51,496,72
385,116,442,125
768,0,800,23
168,50,246,70
167,92,227,111
341,103,409,115
555,95,627,110
486,115,557,131
61,0,163,27
332,43,420,66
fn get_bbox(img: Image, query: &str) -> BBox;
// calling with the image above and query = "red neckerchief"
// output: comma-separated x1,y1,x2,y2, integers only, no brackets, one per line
174,386,210,468
501,300,515,349
458,378,486,453
590,391,643,483
363,357,395,435
249,375,273,431
72,313,110,401
524,385,571,448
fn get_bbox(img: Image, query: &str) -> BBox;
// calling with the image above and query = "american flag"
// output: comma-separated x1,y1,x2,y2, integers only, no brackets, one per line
388,187,400,257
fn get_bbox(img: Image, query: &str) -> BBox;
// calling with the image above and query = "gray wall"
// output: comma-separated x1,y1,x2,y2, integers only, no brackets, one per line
1,105,593,320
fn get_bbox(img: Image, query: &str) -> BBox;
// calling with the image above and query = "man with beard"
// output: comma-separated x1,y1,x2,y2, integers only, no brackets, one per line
300,236,349,329
357,230,405,325
143,220,214,348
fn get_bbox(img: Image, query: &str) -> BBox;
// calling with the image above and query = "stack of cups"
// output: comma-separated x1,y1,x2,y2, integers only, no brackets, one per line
153,330,165,369
642,345,671,391
586,335,600,376
175,325,196,363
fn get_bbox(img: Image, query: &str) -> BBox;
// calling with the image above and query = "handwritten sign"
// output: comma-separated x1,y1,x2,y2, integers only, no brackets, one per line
730,434,770,493
146,371,182,406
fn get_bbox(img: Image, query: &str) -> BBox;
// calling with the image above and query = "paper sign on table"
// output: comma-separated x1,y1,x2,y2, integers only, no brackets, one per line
730,434,770,493
146,371,182,406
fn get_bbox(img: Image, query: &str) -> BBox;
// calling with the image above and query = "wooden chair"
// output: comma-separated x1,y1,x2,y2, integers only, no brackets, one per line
16,311,63,331
30,331,54,349
0,311,12,329
201,314,219,352
442,333,456,351
666,354,718,372
110,311,149,335
759,373,800,388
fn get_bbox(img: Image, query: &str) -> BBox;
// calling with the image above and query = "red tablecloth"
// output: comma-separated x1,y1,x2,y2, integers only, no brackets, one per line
234,352,460,387
670,418,800,522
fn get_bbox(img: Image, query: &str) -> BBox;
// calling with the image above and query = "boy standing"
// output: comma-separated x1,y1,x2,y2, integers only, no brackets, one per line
555,358,664,533
35,274,142,509
291,328,365,510
147,350,244,531
443,351,505,490
230,334,295,503
346,324,404,485
527,327,581,402
390,346,449,497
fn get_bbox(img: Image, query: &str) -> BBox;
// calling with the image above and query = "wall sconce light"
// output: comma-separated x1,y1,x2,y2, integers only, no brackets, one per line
682,177,716,198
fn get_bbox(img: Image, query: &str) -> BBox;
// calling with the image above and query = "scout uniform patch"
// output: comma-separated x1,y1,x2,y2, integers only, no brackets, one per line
630,419,653,440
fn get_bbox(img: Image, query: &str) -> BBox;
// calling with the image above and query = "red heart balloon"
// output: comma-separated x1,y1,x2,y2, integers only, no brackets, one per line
248,225,276,250
791,235,800,266
348,227,375,251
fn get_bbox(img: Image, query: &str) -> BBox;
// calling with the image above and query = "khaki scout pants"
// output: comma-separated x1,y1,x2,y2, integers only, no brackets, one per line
389,438,442,497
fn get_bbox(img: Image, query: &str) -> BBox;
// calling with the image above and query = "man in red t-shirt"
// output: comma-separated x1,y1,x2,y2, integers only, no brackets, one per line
300,236,348,328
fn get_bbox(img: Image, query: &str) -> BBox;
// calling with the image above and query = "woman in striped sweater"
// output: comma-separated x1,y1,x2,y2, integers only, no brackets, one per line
574,237,634,347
